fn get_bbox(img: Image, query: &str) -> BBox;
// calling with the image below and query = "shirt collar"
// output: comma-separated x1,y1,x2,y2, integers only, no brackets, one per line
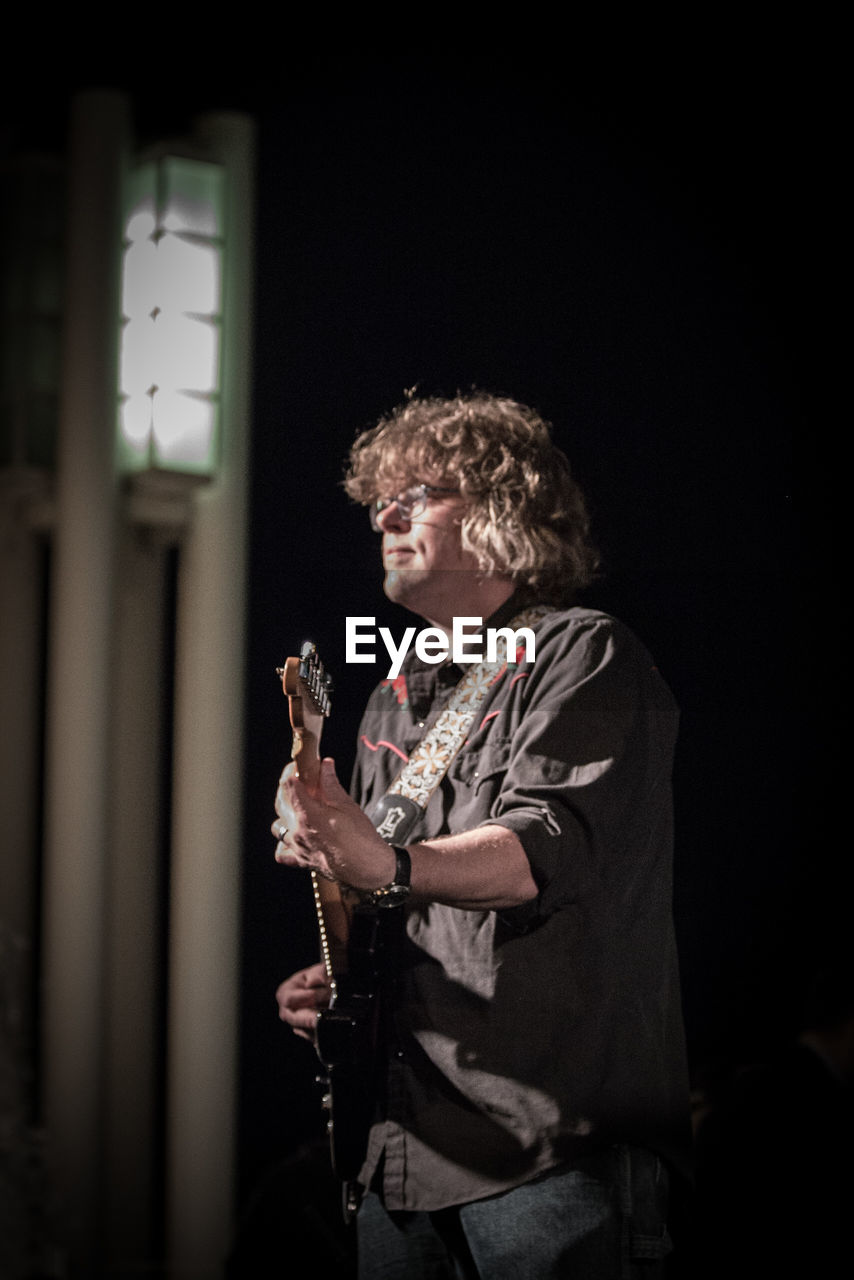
398,590,537,720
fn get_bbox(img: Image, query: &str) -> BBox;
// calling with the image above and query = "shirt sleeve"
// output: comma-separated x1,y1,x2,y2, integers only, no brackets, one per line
480,613,679,922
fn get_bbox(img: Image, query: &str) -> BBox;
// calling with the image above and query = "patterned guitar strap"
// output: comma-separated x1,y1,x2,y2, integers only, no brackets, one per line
369,607,552,842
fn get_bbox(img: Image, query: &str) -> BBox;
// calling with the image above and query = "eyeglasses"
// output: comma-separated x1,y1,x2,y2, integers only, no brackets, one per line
370,483,459,531
369,483,459,531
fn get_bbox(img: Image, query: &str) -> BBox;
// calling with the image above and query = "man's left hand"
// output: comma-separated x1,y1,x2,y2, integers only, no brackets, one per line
272,758,396,890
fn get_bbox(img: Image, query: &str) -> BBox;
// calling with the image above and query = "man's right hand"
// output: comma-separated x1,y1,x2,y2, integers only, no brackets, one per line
275,961,332,1044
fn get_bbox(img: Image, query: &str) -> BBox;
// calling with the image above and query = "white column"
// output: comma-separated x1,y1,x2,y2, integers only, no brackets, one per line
40,90,129,1274
102,525,170,1272
166,111,255,1279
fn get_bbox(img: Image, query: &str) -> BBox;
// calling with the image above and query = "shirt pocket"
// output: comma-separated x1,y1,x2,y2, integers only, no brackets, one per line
447,737,514,796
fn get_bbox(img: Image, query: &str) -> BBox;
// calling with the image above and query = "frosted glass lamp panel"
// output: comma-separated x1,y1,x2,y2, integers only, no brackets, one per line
157,234,221,317
160,158,224,237
154,315,220,395
123,162,157,240
119,395,155,460
120,238,160,320
119,317,159,396
152,392,216,469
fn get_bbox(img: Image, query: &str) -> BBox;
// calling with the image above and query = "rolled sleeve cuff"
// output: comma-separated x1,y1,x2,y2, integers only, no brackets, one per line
480,807,574,928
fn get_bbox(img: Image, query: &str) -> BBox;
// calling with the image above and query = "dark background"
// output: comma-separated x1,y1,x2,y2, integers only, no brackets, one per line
5,42,822,1218
241,52,809,1194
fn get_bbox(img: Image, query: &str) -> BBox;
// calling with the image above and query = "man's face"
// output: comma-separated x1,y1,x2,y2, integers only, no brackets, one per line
377,486,481,627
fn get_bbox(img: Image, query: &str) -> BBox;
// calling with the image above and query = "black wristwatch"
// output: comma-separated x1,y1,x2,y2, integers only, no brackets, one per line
361,845,412,908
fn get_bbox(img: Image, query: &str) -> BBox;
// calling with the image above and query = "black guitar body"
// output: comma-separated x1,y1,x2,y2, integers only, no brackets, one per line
315,903,401,1217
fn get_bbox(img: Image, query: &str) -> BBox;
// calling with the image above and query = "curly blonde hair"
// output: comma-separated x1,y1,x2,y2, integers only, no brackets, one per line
344,392,599,604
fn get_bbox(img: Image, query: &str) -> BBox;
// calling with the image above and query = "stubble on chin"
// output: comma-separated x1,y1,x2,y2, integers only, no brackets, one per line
383,567,420,605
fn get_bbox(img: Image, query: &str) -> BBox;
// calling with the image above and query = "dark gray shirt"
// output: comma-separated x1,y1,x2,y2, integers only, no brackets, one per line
350,600,691,1211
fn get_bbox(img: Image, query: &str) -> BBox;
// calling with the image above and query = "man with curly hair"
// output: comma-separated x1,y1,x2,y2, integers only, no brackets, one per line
273,392,691,1278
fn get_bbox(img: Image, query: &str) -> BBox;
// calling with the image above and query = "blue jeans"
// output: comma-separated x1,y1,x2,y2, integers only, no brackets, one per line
357,1146,672,1279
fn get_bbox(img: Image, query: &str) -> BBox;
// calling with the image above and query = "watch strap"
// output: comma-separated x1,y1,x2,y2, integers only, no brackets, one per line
361,845,411,908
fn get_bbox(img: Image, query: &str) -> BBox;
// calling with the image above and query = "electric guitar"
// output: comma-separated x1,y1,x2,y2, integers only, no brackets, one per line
278,641,389,1220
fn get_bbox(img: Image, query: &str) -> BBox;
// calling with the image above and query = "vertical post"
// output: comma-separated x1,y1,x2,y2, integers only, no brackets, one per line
0,482,46,994
102,526,170,1271
165,111,255,1278
40,90,129,1275
0,479,48,1272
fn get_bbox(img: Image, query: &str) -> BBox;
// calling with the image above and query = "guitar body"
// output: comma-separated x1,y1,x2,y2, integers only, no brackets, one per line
315,905,387,1181
279,643,388,1216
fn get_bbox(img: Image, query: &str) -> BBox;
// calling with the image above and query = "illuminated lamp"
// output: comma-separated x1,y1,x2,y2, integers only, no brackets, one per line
117,153,224,496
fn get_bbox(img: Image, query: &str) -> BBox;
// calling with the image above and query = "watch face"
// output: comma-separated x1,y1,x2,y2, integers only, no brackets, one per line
364,846,411,907
373,883,410,908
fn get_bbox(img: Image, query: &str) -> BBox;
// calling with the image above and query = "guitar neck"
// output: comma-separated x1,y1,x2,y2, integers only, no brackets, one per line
279,644,352,978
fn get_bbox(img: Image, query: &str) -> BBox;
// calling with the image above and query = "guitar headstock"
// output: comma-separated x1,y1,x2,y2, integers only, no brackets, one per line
277,641,333,783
